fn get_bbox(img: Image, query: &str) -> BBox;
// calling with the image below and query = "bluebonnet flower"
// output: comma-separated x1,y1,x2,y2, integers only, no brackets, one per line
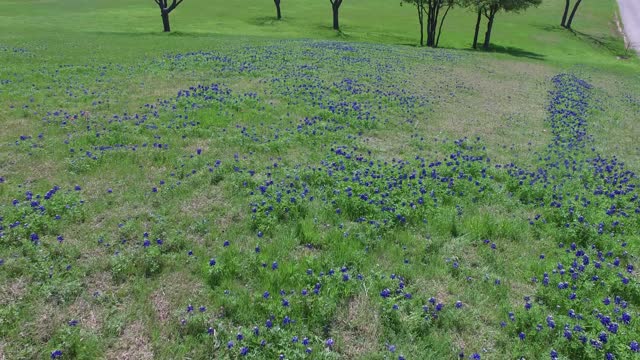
325,338,334,348
240,347,248,356
621,312,631,324
630,340,639,352
547,315,556,329
51,350,63,359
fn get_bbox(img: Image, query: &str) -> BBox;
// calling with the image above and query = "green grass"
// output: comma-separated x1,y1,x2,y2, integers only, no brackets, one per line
0,0,637,66
0,0,639,359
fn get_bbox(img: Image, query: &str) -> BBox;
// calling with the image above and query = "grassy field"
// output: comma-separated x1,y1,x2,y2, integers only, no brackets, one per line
1,0,640,359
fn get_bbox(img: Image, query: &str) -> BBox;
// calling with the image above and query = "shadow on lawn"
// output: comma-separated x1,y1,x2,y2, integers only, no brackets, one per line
461,45,546,60
533,24,629,58
572,30,626,56
246,16,286,26
88,30,221,38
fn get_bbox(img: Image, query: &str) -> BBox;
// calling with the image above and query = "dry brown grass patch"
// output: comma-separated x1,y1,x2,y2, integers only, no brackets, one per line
408,58,553,165
179,185,225,218
28,302,64,343
85,271,118,298
68,297,103,332
0,277,28,306
333,294,381,358
150,272,206,325
107,321,153,360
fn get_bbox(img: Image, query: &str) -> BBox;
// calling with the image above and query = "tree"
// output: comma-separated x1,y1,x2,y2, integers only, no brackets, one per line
274,0,282,20
154,0,185,32
329,0,344,30
481,1,501,50
561,0,582,29
402,0,455,47
461,0,485,49
472,6,482,49
560,0,570,27
466,0,541,50
403,0,426,46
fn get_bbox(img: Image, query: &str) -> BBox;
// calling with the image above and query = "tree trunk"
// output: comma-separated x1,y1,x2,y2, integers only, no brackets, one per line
473,8,482,49
435,5,451,48
161,11,171,32
332,5,339,30
561,0,570,27
483,11,495,50
275,0,282,20
566,0,582,29
418,3,424,47
425,3,435,47
431,3,440,47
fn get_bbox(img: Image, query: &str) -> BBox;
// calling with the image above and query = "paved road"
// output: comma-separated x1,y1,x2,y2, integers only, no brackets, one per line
618,0,640,54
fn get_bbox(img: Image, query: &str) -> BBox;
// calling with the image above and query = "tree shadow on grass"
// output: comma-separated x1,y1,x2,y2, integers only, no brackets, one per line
87,30,222,38
532,24,629,57
460,45,545,60
246,16,285,26
571,30,627,56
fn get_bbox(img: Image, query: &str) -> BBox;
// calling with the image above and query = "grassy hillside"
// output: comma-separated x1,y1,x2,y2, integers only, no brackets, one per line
0,0,636,65
1,0,640,359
